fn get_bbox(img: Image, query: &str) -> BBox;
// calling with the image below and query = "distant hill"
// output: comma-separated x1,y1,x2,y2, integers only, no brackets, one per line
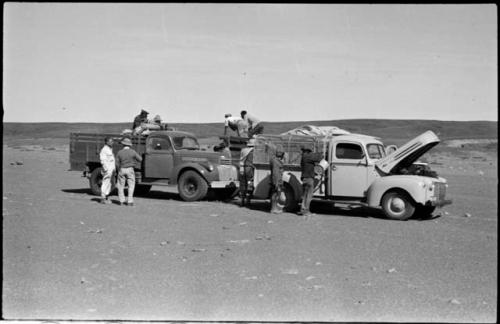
3,119,497,146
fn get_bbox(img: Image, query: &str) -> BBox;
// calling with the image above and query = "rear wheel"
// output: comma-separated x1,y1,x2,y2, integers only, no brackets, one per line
89,167,116,196
381,191,416,221
283,184,299,213
178,170,208,201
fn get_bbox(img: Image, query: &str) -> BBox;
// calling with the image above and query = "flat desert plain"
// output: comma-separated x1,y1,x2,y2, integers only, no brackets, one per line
2,137,497,322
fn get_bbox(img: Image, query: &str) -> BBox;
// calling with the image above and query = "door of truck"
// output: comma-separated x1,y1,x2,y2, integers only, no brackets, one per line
328,140,370,198
144,136,174,179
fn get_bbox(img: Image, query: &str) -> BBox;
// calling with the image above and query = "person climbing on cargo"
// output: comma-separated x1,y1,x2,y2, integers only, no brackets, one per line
270,144,286,214
99,137,116,204
239,138,255,207
223,113,248,137
132,109,149,130
240,110,264,138
116,138,143,206
298,144,323,218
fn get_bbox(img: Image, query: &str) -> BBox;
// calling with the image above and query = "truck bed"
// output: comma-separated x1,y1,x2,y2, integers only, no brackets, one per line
69,133,147,171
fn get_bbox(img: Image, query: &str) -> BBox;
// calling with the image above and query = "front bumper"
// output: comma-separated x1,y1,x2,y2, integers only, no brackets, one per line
210,180,240,188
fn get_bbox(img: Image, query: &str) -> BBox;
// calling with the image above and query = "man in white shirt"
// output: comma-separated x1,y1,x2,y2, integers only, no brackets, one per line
224,113,248,137
99,137,116,204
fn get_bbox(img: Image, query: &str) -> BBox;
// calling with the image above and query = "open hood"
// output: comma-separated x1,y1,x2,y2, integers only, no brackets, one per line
376,131,440,174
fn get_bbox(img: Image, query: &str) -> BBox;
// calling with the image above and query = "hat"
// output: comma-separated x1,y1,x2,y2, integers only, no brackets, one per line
224,113,232,118
121,138,132,146
141,109,149,115
153,115,162,122
247,138,256,147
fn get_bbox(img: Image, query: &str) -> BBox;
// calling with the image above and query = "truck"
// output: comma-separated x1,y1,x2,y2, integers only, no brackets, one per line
233,130,452,220
69,130,239,201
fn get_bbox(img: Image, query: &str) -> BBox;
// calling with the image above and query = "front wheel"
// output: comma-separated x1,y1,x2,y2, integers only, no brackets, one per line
381,191,416,221
178,170,209,201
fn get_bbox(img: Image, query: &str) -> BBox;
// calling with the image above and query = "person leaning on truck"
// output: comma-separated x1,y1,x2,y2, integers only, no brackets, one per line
298,144,323,217
99,137,116,204
116,138,143,206
270,144,286,214
239,138,255,207
223,113,248,137
132,109,149,130
240,110,264,138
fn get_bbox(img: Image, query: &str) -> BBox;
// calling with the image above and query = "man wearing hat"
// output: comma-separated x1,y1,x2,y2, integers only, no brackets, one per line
270,144,286,214
116,137,143,206
223,113,248,137
132,109,149,130
299,143,323,217
239,138,255,207
99,137,116,204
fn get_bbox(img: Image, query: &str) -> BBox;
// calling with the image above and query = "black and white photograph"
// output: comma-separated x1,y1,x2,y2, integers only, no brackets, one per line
2,3,497,323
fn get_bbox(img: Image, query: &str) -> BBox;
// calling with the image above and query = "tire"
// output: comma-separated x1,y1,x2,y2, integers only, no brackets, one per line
178,170,209,202
416,205,436,219
283,184,299,213
134,184,152,196
89,167,116,196
381,191,416,221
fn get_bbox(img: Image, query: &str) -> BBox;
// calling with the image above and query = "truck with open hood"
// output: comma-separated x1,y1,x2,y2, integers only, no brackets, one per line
246,130,451,220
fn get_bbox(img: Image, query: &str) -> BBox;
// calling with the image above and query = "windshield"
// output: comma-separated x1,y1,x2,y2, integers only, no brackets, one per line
366,144,386,160
172,135,200,150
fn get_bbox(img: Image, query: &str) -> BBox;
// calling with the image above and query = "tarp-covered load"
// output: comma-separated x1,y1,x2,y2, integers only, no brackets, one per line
281,125,350,137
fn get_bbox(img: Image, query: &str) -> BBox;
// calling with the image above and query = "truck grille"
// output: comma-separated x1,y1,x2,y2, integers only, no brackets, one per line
217,165,238,181
434,182,447,201
220,158,233,165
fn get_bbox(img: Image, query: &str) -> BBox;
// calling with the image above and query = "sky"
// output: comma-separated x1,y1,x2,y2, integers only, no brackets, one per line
3,3,498,123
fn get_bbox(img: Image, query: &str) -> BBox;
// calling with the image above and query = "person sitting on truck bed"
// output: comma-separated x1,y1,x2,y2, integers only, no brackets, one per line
270,144,286,214
239,138,255,207
298,144,323,217
99,137,116,204
240,110,264,138
224,113,248,137
132,109,149,130
116,138,143,207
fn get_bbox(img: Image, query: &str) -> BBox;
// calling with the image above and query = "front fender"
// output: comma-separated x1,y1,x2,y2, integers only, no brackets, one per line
366,175,432,207
283,172,303,202
172,162,212,185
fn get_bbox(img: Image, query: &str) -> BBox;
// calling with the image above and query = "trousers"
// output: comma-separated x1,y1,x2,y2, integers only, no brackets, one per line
101,166,115,198
300,177,315,213
117,167,136,203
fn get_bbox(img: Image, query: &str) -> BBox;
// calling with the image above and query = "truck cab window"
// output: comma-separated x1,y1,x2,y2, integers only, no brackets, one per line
172,136,200,150
367,144,386,159
336,143,363,159
148,138,171,151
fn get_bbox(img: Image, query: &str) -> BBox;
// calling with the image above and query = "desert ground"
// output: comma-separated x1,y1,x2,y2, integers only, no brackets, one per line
2,136,497,322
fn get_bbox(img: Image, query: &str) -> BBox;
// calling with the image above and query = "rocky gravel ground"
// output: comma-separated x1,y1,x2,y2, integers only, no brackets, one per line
2,142,497,322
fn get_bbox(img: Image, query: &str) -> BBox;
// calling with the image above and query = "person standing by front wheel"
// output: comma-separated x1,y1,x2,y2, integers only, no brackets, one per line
298,144,322,217
239,138,255,207
99,137,115,204
270,145,286,214
116,138,142,206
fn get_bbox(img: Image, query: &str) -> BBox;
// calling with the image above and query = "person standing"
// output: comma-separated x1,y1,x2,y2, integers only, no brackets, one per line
132,109,149,130
99,137,116,204
223,113,248,137
270,144,286,214
298,144,323,217
116,138,143,206
240,110,264,138
239,138,255,207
